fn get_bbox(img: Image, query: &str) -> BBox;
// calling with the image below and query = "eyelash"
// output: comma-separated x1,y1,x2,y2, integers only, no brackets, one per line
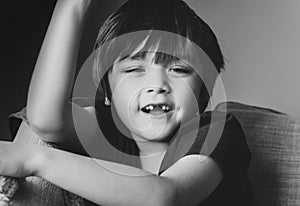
124,67,145,73
168,66,191,74
124,66,192,75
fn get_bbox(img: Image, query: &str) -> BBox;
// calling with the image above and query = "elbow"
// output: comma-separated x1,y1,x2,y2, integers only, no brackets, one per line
27,115,65,143
26,104,72,142
27,109,50,133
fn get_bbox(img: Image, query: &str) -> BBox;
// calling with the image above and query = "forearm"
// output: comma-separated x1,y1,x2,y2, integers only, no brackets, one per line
36,147,177,206
27,0,92,135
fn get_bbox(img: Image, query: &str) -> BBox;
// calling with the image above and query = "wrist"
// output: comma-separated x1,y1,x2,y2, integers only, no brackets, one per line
28,146,49,177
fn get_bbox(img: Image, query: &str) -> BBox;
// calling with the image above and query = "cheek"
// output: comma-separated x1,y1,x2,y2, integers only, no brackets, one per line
110,75,133,100
112,86,131,108
110,84,136,132
111,80,140,116
180,91,199,115
173,79,201,121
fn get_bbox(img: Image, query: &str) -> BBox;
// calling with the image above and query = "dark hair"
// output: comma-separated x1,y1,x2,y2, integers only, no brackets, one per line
93,0,225,155
94,0,224,68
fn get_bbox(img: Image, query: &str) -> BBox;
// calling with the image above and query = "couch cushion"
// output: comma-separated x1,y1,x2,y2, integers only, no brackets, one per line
215,102,300,206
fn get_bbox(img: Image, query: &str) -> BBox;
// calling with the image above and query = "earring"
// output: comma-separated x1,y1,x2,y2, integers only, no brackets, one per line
104,96,111,106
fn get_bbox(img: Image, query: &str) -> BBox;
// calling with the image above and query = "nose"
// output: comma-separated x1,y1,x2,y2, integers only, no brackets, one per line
146,69,171,94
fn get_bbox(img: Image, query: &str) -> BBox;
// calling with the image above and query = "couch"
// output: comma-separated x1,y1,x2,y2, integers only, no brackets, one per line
1,101,300,205
216,102,300,205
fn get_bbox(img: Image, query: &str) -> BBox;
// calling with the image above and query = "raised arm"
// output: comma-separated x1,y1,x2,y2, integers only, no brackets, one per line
26,0,92,143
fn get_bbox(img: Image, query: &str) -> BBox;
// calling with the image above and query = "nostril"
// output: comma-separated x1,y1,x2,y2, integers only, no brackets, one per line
146,87,169,94
158,88,167,93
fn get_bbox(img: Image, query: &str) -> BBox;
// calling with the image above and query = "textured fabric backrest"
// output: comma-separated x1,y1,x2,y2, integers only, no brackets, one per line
215,102,300,206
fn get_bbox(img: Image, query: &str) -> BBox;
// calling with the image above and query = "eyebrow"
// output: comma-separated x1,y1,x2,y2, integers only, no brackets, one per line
119,51,184,65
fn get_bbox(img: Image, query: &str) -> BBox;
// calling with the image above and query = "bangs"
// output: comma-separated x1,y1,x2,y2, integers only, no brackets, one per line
117,31,194,67
93,30,194,87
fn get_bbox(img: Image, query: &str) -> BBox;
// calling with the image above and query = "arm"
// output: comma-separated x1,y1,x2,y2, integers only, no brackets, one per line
26,0,92,145
39,147,180,206
0,142,222,206
0,142,177,206
41,151,222,206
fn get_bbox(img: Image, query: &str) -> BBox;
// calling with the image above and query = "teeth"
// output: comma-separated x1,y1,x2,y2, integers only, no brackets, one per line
146,105,154,111
162,105,170,111
143,104,171,113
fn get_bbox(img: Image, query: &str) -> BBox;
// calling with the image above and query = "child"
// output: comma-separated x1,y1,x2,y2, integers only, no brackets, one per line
0,0,254,205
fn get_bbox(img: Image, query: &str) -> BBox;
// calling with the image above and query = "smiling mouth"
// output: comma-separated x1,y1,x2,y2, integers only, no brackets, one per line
141,103,173,114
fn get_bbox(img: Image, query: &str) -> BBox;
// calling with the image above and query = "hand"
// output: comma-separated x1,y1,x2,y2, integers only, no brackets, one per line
0,141,43,178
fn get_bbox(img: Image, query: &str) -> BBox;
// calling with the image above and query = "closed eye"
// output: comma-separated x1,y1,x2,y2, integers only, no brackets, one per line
168,66,193,75
124,67,145,73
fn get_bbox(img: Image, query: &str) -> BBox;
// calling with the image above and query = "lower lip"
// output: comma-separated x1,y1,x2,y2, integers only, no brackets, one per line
141,110,174,119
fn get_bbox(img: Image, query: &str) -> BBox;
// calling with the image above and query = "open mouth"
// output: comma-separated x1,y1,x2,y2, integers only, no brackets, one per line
141,103,173,114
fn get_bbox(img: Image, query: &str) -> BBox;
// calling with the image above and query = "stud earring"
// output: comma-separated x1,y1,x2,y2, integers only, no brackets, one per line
104,96,111,106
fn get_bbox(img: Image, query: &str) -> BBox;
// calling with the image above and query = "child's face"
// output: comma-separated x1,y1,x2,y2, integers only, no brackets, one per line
108,52,202,142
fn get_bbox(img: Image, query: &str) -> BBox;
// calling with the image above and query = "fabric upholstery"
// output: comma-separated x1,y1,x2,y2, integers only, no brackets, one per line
215,101,300,206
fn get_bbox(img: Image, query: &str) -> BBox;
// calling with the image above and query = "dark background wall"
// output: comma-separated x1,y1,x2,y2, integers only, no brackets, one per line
0,0,122,140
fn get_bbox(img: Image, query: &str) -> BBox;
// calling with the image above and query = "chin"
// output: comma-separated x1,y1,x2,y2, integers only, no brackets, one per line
135,123,180,143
